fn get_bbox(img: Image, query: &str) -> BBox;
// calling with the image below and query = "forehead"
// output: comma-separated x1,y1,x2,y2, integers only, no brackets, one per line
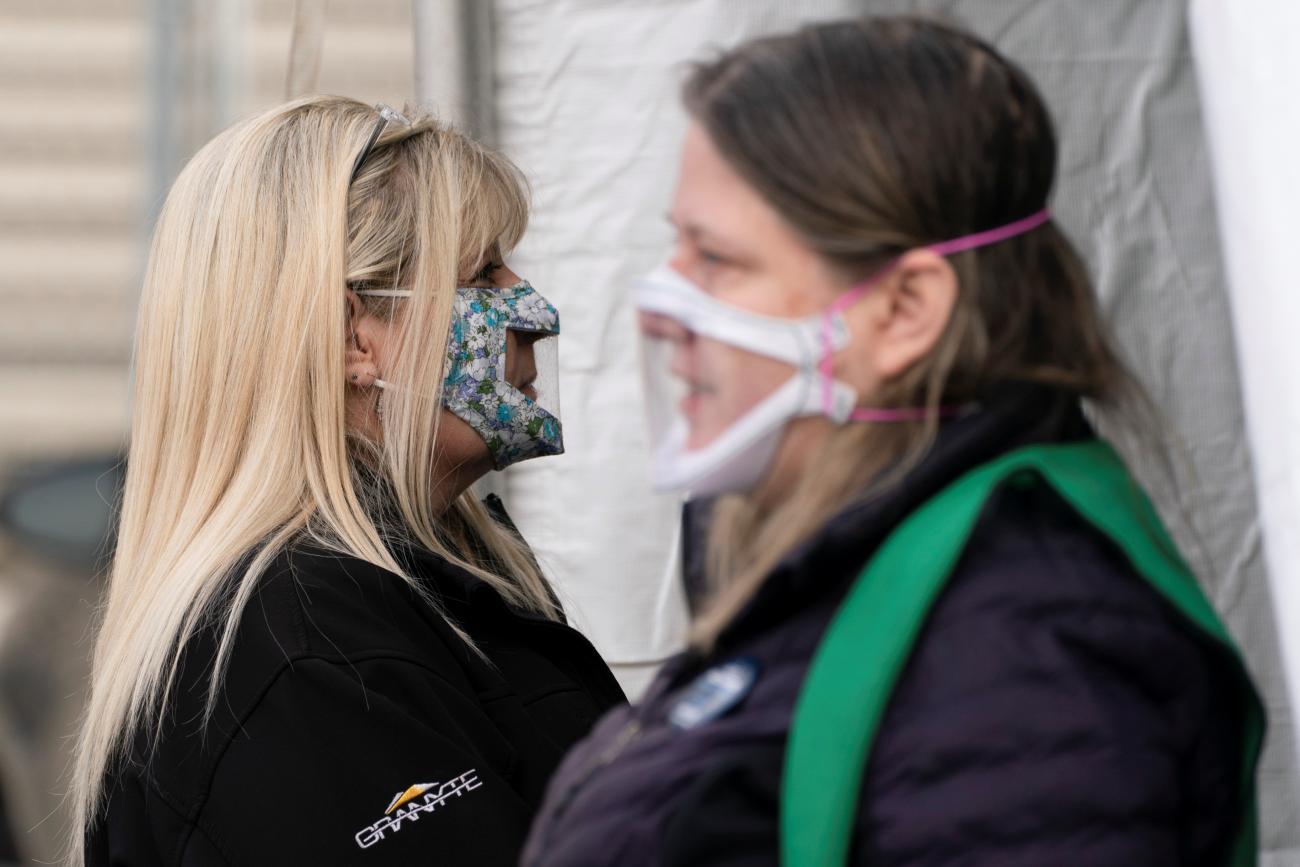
672,124,793,247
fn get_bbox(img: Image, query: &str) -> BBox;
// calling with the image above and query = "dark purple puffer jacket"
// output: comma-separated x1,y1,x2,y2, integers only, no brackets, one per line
522,388,1247,866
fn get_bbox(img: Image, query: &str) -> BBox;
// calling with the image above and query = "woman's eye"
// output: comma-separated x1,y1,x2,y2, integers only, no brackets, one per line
698,248,726,267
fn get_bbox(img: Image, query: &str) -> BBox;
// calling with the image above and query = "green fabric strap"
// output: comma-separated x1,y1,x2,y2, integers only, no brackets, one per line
780,440,1264,867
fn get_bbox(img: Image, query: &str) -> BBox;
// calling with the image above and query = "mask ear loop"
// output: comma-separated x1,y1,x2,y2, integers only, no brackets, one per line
820,209,1053,422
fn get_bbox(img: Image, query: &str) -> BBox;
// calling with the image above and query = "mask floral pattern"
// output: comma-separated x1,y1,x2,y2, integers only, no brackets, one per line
443,281,564,469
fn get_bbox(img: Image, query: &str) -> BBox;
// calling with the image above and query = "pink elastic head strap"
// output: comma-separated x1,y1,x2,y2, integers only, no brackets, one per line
820,208,1052,422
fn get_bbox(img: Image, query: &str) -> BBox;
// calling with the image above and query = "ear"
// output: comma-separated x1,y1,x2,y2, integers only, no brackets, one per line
345,290,383,387
857,248,959,382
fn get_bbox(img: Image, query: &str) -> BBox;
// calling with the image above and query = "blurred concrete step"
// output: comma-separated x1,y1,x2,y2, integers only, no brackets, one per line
0,238,137,296
1,0,139,19
0,365,130,460
254,0,411,26
0,20,143,93
0,237,138,364
0,302,137,365
0,95,143,164
0,164,142,235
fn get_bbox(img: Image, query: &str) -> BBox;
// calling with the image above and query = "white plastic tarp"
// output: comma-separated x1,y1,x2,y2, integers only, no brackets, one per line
1192,0,1300,830
493,0,870,697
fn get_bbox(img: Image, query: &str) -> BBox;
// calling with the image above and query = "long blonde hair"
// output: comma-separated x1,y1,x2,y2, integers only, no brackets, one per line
69,95,557,860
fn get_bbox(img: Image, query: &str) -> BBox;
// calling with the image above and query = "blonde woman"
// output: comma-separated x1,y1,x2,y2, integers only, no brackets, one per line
72,96,624,866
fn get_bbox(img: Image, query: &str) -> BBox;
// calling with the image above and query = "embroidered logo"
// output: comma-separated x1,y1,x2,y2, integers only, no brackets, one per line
353,769,483,850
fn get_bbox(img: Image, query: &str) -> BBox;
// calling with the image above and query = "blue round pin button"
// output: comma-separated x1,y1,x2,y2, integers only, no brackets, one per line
668,657,762,730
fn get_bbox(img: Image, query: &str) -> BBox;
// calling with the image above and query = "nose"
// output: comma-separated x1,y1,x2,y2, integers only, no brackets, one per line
638,311,691,343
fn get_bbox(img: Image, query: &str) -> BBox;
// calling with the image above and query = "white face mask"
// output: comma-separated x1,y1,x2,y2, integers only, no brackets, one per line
634,210,1052,498
635,265,861,498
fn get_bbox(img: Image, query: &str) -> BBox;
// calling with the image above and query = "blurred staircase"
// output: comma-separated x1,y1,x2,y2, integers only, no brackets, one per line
0,0,144,468
0,0,414,473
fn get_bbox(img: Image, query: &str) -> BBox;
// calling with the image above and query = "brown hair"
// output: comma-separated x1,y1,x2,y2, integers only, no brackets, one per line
683,16,1137,643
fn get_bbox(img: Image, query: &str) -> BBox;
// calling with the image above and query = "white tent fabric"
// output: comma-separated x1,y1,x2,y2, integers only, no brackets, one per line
1192,0,1300,820
493,0,868,697
492,0,1299,856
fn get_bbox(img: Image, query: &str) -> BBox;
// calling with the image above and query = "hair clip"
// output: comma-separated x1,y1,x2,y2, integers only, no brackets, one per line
375,104,412,127
350,103,413,184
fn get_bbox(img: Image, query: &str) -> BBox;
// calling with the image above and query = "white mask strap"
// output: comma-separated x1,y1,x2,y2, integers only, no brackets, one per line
355,289,411,298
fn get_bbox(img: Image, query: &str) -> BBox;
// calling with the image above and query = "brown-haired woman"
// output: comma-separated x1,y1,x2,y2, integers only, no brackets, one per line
522,16,1262,867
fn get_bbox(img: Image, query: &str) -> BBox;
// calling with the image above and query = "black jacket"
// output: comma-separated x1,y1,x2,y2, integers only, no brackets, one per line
88,510,625,866
523,390,1247,866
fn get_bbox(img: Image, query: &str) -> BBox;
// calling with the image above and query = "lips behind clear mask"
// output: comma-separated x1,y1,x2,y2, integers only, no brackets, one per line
635,266,858,498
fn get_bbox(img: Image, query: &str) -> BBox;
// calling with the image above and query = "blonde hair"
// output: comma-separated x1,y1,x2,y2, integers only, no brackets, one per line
68,95,557,861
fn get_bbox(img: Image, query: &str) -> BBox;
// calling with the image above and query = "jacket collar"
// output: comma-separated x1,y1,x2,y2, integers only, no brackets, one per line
707,384,1093,650
389,495,564,626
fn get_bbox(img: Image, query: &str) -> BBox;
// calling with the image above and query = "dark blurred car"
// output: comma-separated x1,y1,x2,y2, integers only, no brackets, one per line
0,456,122,864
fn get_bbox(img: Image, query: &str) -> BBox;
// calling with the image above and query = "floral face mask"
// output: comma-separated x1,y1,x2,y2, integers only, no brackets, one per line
357,280,565,469
443,281,564,469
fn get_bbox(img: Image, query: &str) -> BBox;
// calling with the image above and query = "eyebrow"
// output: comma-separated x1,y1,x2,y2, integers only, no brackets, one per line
665,212,746,255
